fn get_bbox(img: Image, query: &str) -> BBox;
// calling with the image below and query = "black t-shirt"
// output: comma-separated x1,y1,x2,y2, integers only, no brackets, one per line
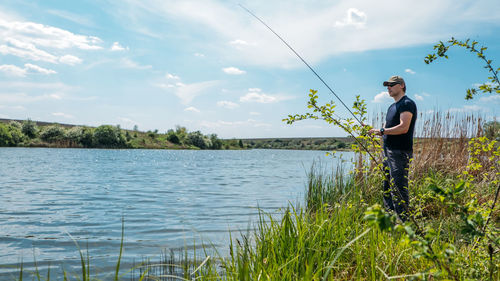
383,95,417,151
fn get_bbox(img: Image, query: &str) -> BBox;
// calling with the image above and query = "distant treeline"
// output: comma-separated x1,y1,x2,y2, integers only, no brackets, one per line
0,119,355,150
0,119,239,149
241,137,352,150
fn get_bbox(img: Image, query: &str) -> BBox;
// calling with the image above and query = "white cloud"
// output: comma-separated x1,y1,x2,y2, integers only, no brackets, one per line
230,39,249,46
184,106,200,113
479,95,500,103
249,111,261,116
414,94,424,101
0,63,56,76
166,73,180,80
24,63,57,74
118,117,138,124
194,52,205,57
121,58,152,69
174,81,219,104
217,100,239,109
52,112,74,118
240,92,276,103
200,119,271,129
0,19,102,50
0,18,102,66
0,64,26,77
372,91,392,103
405,68,416,74
334,8,367,28
222,67,246,75
156,76,219,105
240,88,292,104
59,54,82,65
448,105,484,113
0,38,58,63
111,42,128,51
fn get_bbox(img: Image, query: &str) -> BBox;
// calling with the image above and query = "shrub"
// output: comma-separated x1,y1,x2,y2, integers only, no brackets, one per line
186,131,208,149
8,122,24,145
209,134,222,149
21,119,38,138
167,130,180,144
0,124,13,146
66,126,94,147
93,125,126,148
40,125,66,143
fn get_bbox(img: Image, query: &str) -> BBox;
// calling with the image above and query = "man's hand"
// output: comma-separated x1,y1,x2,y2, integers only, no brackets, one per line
369,128,382,136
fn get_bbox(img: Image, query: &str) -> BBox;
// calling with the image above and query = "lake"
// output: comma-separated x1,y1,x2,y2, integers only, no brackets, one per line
0,148,354,279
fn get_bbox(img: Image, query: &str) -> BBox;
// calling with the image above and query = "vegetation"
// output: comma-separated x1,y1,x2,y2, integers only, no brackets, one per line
0,120,243,150
424,37,499,100
0,118,352,151
240,137,351,150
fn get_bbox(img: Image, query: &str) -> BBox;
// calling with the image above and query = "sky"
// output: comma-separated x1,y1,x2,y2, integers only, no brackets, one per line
0,0,499,138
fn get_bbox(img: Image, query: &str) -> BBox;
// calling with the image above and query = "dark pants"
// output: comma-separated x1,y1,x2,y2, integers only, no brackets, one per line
383,147,412,222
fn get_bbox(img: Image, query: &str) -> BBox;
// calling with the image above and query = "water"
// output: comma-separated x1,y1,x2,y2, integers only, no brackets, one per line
0,148,353,278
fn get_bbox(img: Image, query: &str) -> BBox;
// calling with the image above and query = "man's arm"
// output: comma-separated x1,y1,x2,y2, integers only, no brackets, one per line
369,111,413,136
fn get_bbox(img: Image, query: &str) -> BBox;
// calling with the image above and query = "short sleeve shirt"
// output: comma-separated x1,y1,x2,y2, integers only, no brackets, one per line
383,95,417,151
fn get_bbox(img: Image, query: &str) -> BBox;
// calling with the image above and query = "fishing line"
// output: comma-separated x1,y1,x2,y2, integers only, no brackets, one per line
239,5,422,228
238,4,363,125
239,4,381,165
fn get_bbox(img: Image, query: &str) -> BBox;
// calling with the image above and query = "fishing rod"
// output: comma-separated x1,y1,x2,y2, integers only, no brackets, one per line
238,4,381,164
239,4,425,231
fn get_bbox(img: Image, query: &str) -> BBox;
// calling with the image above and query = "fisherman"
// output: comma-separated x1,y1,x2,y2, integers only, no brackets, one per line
369,75,417,222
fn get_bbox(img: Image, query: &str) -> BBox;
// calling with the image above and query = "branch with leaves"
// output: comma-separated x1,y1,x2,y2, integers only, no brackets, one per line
425,37,500,100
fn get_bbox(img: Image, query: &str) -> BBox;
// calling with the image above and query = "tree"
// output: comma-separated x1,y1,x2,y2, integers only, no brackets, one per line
93,125,126,147
8,121,24,145
425,38,500,100
175,125,188,144
187,131,208,149
40,125,66,143
209,134,222,149
66,126,94,147
167,130,181,144
0,124,13,146
21,119,38,139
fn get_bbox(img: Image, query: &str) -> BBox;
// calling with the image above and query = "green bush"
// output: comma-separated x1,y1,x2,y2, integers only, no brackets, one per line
93,125,126,148
0,123,13,146
40,125,66,143
167,130,180,144
209,134,222,149
8,121,25,145
186,131,208,149
21,119,38,139
66,126,94,147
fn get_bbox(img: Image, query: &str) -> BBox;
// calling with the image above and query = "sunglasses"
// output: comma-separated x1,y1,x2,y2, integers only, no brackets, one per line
385,82,400,87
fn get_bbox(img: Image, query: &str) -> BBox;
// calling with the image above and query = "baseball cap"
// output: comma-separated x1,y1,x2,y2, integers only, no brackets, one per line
383,75,405,86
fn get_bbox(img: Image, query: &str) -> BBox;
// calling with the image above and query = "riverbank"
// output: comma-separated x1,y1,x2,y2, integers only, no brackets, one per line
0,118,352,150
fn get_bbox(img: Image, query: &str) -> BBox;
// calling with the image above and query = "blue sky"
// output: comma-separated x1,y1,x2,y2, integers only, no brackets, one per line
0,0,499,138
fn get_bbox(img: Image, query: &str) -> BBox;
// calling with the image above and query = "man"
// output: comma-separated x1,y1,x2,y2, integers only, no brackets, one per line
369,75,417,222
